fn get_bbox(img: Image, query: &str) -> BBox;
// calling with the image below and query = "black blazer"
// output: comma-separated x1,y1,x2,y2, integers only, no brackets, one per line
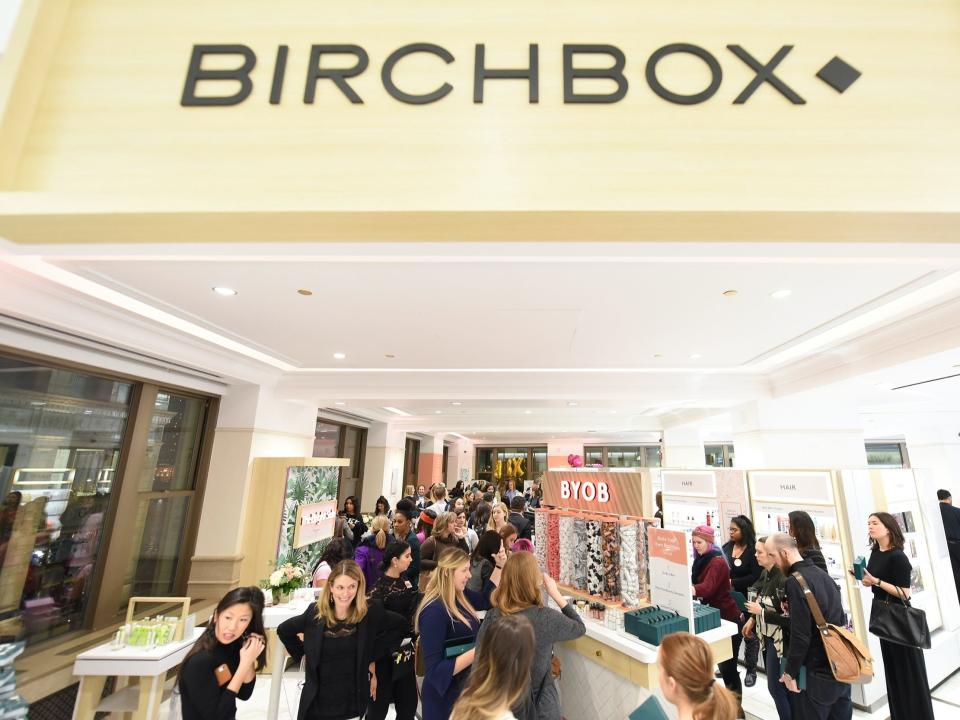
277,600,406,720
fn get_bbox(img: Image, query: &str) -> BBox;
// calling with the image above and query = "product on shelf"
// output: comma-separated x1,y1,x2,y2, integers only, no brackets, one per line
586,520,603,596
572,518,589,591
547,511,561,580
600,521,622,602
559,514,575,586
619,521,641,607
534,510,548,572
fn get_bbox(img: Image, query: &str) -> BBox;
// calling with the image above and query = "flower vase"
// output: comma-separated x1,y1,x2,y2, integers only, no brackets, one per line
273,589,291,605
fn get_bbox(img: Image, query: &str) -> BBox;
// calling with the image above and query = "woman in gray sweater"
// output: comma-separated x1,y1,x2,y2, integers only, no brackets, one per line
478,551,585,720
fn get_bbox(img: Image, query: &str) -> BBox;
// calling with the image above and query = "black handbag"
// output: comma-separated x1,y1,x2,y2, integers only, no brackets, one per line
868,585,931,649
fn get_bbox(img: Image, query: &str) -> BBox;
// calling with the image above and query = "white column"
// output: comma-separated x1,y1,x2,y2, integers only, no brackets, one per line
730,391,867,468
903,416,960,497
447,438,474,488
361,421,407,509
188,383,317,596
661,426,705,468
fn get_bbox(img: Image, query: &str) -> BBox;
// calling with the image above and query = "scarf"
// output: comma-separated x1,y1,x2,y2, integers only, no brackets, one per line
691,545,724,584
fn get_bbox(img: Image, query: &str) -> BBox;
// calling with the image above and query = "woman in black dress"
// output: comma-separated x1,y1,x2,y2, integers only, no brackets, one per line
860,511,935,720
722,515,762,687
342,496,368,541
278,560,406,720
178,586,266,720
366,541,420,720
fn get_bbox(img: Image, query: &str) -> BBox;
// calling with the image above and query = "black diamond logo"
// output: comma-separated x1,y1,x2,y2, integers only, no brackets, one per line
816,56,861,93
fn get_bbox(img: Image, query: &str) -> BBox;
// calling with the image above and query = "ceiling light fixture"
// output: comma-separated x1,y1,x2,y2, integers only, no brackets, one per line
385,354,395,359
297,289,313,296
770,289,792,299
450,401,462,406
567,401,578,407
524,410,532,414
449,432,469,441
382,406,412,416
435,410,442,414
333,352,346,360
334,401,346,406
212,286,237,296
722,289,738,297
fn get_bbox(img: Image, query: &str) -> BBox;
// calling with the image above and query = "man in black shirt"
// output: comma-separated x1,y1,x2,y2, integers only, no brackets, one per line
507,495,533,540
938,489,960,602
767,533,852,720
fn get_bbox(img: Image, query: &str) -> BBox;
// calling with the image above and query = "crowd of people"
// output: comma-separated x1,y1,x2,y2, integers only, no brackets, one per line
177,482,953,720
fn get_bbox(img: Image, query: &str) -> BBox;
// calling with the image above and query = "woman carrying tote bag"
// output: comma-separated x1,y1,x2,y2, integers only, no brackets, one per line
857,512,934,720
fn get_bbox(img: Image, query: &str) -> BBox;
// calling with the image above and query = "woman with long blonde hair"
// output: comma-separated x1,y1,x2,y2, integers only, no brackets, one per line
415,549,495,720
488,502,510,533
451,614,536,720
478,552,584,720
355,515,391,589
658,632,738,720
278,560,406,720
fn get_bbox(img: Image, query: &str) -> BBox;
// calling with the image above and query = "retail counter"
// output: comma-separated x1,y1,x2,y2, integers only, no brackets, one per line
555,616,737,720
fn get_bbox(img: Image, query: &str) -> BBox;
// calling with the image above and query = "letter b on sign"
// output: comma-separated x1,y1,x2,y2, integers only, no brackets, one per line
597,482,609,503
560,481,570,500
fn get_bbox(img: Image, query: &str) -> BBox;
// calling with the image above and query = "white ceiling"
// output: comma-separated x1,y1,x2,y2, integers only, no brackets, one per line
2,240,960,440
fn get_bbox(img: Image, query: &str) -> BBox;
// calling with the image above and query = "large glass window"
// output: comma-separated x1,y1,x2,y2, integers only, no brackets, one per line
705,444,735,467
0,357,131,644
473,446,548,489
122,392,207,605
582,445,662,468
866,442,908,468
314,418,367,503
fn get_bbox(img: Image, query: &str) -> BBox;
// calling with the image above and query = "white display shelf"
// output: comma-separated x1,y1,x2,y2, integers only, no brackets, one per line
578,614,737,664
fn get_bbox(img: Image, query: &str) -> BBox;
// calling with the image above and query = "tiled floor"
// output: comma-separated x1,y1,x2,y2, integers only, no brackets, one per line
159,668,960,720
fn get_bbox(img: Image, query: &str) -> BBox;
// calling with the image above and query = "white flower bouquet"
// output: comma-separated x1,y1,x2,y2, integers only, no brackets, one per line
260,562,305,603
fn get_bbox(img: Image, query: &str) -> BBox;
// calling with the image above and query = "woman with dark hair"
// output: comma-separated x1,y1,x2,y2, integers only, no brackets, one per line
374,496,394,520
722,515,761,687
313,537,351,588
342,495,368,540
450,480,465,500
367,541,420,720
690,525,742,701
417,508,437,544
470,502,491,532
178,586,267,720
788,510,827,572
278,560,406,720
858,512,935,720
469,530,505,593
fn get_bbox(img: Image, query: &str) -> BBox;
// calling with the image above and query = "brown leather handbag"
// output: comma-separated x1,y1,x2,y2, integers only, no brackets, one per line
792,572,873,684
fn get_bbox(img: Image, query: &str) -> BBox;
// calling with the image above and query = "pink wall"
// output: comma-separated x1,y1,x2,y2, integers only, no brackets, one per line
417,452,444,488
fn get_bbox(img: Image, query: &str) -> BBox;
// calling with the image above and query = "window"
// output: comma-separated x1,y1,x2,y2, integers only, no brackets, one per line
121,392,209,606
582,445,662,468
705,444,735,467
473,446,548,489
0,356,132,644
313,419,367,504
866,442,909,468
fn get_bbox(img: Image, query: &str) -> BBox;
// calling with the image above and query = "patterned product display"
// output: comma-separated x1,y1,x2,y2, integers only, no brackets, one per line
573,518,589,591
558,515,576,586
600,521,622,601
586,519,604,596
618,522,641,607
534,510,548,572
638,520,652,600
547,511,561,580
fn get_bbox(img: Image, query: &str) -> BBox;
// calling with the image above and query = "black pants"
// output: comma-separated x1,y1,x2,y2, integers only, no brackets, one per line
948,541,960,605
365,657,419,720
731,623,760,673
792,674,851,720
718,655,743,696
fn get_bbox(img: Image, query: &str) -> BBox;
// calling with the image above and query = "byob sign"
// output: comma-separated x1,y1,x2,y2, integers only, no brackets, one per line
647,527,694,631
542,471,646,516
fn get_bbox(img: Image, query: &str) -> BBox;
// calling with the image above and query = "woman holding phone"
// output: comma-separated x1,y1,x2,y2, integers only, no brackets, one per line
178,586,266,720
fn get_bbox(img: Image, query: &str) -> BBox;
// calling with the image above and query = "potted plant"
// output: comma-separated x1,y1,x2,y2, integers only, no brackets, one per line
260,563,305,605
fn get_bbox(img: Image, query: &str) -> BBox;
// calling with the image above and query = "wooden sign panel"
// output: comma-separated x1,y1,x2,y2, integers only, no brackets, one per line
542,470,648,517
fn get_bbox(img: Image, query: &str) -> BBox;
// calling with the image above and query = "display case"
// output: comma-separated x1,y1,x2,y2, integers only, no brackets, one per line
747,470,862,638
659,468,749,546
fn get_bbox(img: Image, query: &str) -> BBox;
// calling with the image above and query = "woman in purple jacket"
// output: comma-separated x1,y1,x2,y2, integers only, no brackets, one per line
354,516,391,590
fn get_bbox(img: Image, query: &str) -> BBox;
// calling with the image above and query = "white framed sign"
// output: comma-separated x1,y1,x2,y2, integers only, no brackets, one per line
647,527,694,632
749,470,834,505
660,470,717,498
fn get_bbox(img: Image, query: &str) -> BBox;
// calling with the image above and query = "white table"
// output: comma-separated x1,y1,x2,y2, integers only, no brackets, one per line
263,600,310,720
71,628,203,720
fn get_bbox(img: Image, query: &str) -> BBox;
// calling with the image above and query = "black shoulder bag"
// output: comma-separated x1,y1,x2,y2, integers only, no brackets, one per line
868,584,931,649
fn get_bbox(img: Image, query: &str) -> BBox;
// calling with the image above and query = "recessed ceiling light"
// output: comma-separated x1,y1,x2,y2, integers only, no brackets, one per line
610,410,618,414
722,289,738,297
382,406,412,416
297,289,313,296
385,353,395,359
333,352,346,360
770,289,792,299
435,410,442,414
524,410,532,414
450,401,462,406
689,353,702,360
334,401,346,406
212,286,237,296
567,401,578,407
